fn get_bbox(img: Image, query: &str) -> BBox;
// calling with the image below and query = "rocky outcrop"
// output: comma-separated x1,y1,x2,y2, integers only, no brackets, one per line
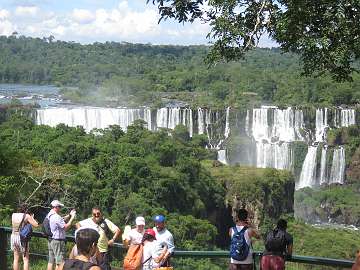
203,160,295,232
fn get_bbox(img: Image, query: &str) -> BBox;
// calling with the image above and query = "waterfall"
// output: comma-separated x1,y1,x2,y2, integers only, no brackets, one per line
298,146,318,189
224,107,230,139
198,108,205,135
329,147,346,184
256,142,292,170
217,149,228,164
144,108,152,130
341,109,356,127
250,107,304,171
319,146,327,185
315,108,328,142
245,110,250,136
36,107,144,132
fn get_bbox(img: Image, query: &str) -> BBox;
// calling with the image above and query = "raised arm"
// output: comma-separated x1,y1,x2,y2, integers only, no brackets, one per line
27,214,39,227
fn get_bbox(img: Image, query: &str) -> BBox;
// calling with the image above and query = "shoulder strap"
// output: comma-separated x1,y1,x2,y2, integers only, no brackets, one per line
19,213,27,230
240,226,248,233
142,255,152,265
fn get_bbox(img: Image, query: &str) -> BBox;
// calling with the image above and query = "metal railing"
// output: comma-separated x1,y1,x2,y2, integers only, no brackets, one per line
0,227,354,270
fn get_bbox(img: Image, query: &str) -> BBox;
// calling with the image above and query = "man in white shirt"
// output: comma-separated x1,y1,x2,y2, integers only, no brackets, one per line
76,207,121,270
123,216,145,247
46,200,76,270
152,215,175,267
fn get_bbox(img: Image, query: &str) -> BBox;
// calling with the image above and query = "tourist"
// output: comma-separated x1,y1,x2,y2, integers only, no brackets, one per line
261,219,293,270
76,207,121,270
46,200,76,270
69,226,99,264
152,215,174,267
59,228,101,270
142,228,168,270
229,208,260,270
123,216,146,247
11,204,39,270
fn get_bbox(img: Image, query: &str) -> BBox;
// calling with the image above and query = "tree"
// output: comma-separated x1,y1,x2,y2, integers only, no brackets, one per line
148,0,360,81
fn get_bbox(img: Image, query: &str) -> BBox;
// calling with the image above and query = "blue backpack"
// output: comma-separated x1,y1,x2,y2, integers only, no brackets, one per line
19,214,33,243
230,226,250,261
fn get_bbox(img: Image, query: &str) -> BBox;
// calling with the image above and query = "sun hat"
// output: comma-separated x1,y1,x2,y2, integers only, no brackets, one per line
51,200,64,207
135,216,145,226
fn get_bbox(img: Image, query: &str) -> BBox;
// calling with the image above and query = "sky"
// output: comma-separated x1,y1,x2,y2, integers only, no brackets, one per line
0,0,277,46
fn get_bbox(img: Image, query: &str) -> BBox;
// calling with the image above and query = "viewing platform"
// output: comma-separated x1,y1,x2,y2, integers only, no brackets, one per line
0,227,354,270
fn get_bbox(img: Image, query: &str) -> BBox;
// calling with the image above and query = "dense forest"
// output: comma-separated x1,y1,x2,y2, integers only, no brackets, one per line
1,105,360,270
0,35,360,107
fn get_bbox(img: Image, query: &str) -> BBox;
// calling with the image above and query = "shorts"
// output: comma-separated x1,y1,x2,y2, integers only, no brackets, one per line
48,239,66,265
261,255,285,270
229,263,253,270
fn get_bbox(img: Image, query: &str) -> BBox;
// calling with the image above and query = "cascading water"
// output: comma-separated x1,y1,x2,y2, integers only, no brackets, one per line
36,105,356,188
315,108,328,142
319,146,327,185
297,146,318,189
329,146,346,184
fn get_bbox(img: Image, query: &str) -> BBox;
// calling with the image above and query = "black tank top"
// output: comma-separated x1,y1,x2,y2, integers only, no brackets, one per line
63,259,96,270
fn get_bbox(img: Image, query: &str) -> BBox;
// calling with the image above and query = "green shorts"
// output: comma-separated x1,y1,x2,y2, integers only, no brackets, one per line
48,239,65,265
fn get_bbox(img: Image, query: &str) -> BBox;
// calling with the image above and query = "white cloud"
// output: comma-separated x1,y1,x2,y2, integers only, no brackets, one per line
15,5,39,17
71,9,95,24
0,9,15,35
2,1,213,45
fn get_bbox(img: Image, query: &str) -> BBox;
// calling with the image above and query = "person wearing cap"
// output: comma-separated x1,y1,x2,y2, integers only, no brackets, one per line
152,215,174,267
47,200,76,270
76,206,121,270
142,228,168,270
123,216,146,247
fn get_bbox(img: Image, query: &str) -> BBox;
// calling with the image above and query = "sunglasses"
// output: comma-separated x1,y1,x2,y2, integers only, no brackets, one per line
92,212,101,217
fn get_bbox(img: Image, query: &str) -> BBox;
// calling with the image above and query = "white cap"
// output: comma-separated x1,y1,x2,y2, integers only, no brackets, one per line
135,216,145,226
51,200,64,207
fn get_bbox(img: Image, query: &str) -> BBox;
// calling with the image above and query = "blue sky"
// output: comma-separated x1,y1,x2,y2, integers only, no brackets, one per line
0,0,276,46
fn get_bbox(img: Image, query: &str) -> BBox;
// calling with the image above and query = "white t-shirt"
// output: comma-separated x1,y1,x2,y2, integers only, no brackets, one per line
153,227,175,254
142,241,160,270
230,226,253,264
126,228,144,245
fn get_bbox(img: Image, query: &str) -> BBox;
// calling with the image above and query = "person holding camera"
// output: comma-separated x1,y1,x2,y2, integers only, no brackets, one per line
46,200,76,270
11,203,39,270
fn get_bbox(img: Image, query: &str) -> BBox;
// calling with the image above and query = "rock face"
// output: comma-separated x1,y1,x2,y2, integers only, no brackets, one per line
203,161,295,232
347,147,360,184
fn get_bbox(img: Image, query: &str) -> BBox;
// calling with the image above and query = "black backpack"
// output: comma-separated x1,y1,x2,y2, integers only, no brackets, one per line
63,259,96,270
265,229,286,253
42,213,54,238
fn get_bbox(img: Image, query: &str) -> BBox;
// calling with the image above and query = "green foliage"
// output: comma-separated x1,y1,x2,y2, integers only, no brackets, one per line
295,185,360,226
149,0,360,81
0,36,360,107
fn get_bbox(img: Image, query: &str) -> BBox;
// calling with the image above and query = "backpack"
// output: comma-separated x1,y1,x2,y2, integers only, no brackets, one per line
99,218,113,240
42,213,54,238
265,229,286,253
230,226,250,261
19,213,33,243
123,244,144,270
63,259,96,270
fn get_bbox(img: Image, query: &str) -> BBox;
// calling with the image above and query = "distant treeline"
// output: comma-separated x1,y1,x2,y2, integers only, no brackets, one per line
0,35,359,107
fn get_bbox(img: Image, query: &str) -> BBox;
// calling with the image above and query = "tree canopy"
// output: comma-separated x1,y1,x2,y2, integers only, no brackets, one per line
148,0,360,81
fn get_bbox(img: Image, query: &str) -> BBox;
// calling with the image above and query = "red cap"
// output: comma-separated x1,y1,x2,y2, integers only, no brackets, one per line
145,228,156,239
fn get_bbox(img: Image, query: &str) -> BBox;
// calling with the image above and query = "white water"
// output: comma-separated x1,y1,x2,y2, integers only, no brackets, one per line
298,146,318,189
315,108,328,142
256,142,292,170
329,147,346,184
217,149,228,164
319,146,327,185
36,107,144,132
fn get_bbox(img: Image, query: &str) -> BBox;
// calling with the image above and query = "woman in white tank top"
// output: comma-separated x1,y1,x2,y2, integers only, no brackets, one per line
11,204,39,270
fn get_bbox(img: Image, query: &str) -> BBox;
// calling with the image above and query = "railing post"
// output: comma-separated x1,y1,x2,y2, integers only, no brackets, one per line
0,227,8,270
